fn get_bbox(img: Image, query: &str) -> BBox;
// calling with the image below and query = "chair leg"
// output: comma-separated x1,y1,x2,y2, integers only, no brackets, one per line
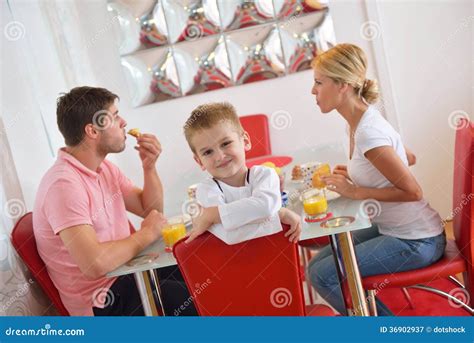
448,275,465,289
367,290,378,316
401,287,416,309
305,249,319,303
408,285,474,315
299,246,315,305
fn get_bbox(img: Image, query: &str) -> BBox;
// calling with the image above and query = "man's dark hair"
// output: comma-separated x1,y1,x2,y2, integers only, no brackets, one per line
56,86,119,146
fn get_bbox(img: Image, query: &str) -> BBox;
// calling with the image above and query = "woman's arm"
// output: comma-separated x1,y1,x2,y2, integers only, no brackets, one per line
405,146,416,166
323,146,423,202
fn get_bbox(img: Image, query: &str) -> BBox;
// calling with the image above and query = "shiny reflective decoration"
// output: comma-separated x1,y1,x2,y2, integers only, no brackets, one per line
320,216,355,229
108,0,334,106
126,253,159,267
226,25,285,84
280,10,335,73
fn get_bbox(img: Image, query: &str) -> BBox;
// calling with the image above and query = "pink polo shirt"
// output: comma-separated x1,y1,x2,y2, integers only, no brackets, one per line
33,148,134,316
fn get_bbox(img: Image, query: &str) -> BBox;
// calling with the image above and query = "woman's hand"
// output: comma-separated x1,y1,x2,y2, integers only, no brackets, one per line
333,164,351,180
322,174,358,199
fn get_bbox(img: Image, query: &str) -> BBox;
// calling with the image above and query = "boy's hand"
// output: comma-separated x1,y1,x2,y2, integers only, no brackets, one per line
185,207,220,243
279,208,302,243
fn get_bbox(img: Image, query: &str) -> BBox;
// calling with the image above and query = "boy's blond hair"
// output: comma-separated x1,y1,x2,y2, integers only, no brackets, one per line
184,102,244,153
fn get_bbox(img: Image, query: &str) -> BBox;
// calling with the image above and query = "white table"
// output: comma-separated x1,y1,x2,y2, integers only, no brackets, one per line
106,224,190,316
289,193,373,316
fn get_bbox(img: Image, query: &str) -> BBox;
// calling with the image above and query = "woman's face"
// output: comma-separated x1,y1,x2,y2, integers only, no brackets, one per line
311,68,342,113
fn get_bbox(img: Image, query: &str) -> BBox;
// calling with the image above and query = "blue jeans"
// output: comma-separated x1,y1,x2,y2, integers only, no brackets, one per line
307,225,446,316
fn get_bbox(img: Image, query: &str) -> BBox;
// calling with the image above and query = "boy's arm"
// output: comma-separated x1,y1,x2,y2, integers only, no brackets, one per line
217,167,281,231
278,208,302,243
186,169,282,243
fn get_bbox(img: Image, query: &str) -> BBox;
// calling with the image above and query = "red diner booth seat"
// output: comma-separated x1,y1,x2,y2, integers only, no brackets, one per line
239,114,293,168
361,118,474,315
10,212,70,316
173,224,335,316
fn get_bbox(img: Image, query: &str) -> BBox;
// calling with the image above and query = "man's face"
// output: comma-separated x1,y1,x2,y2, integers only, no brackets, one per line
96,103,128,154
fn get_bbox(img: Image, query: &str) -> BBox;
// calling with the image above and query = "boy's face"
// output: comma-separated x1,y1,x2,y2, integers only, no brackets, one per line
192,121,251,181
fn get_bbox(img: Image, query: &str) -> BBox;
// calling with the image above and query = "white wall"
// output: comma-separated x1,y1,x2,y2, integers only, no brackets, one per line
76,0,378,221
375,0,473,217
3,0,471,225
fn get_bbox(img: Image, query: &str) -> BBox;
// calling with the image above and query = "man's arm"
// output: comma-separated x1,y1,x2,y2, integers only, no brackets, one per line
59,210,165,279
124,133,164,217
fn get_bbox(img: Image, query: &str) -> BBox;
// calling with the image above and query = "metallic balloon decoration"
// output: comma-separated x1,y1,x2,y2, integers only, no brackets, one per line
108,0,335,106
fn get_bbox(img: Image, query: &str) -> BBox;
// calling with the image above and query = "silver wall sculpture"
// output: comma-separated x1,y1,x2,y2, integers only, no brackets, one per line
108,0,336,106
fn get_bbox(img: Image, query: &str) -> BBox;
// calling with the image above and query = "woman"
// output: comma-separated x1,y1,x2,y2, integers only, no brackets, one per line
307,43,445,316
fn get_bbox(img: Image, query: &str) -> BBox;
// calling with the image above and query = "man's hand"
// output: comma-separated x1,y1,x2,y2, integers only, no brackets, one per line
140,209,167,242
279,208,302,243
134,133,162,170
185,207,219,243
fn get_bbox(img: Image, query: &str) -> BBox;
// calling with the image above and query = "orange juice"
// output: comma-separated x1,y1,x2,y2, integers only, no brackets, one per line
312,163,331,189
302,188,328,219
303,196,328,215
162,217,186,250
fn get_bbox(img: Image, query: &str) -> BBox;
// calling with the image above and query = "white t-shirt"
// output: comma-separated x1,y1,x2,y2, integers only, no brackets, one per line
348,107,443,240
196,165,283,245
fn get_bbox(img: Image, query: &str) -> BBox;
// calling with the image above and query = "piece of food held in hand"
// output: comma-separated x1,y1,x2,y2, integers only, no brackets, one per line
127,128,141,138
312,163,331,189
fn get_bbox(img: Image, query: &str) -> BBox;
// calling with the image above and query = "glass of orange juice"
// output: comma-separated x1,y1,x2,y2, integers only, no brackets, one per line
311,163,331,189
302,188,328,221
162,216,187,252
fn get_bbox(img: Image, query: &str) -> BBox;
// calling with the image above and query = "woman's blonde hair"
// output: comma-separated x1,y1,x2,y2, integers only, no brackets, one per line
311,43,379,104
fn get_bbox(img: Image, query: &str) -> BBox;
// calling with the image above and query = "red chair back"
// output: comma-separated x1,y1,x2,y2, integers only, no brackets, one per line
452,118,474,301
173,224,306,316
10,212,69,315
240,114,272,159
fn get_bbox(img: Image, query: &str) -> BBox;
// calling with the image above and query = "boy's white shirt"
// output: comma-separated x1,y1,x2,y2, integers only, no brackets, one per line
195,165,283,245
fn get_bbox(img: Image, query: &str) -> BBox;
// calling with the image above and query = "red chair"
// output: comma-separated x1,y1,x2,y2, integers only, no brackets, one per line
362,118,474,315
173,224,335,316
10,212,69,315
239,114,293,168
298,237,330,304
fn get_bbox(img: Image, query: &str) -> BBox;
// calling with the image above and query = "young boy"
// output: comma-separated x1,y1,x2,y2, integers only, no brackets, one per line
183,102,301,244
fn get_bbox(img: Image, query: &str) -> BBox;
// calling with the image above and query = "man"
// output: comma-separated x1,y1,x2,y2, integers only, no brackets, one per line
33,86,192,316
